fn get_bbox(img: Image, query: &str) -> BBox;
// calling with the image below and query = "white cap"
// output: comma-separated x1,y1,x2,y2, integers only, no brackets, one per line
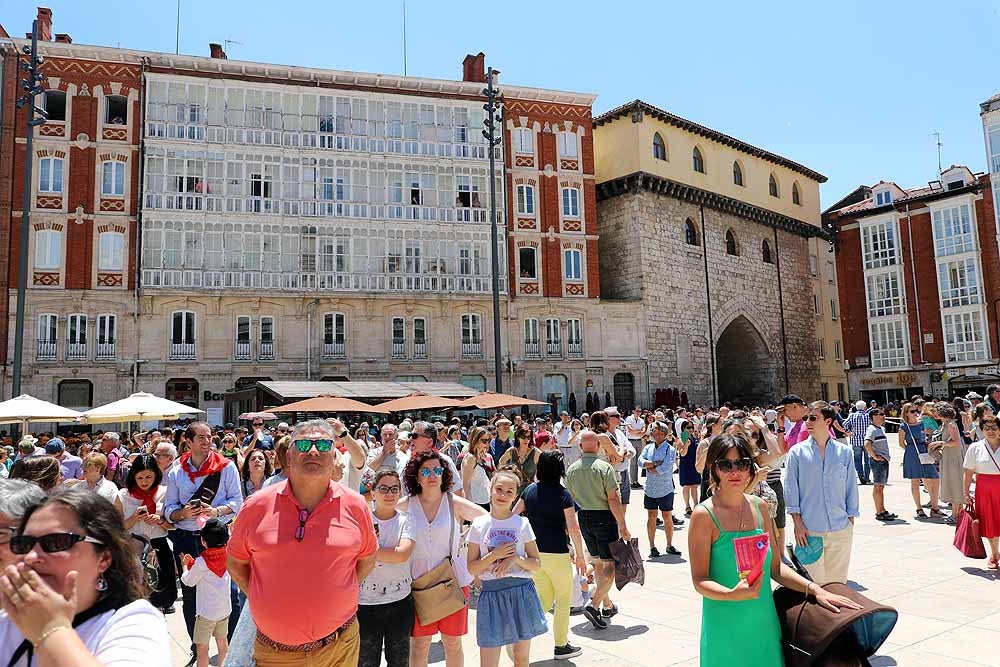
855,400,867,410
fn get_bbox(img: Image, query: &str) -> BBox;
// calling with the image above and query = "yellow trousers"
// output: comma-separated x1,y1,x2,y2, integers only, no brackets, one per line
532,552,574,647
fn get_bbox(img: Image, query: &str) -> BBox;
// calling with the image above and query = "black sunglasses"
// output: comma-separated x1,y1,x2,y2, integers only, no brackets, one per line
10,532,104,555
714,458,753,473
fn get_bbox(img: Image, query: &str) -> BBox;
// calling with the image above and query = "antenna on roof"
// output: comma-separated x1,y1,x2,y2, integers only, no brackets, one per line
224,35,244,53
932,132,943,174
402,0,408,76
175,0,180,54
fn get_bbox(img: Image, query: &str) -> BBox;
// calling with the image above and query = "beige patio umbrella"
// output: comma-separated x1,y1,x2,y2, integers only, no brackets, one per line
81,392,204,424
457,392,548,410
0,394,83,432
271,395,389,415
373,392,465,413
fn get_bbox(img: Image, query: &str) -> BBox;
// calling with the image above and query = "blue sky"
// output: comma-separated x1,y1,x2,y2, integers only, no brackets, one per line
4,1,999,206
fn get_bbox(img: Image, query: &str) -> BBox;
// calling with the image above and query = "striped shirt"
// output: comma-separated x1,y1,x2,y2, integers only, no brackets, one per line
843,410,871,448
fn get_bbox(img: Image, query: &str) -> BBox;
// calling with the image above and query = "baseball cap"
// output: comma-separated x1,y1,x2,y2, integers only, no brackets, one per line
44,437,66,454
777,394,806,407
966,391,983,401
18,436,38,450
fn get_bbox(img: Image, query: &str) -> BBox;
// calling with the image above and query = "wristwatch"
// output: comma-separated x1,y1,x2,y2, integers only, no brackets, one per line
336,429,348,438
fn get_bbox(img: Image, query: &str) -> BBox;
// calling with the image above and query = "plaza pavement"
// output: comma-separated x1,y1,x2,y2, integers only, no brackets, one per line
166,460,1000,666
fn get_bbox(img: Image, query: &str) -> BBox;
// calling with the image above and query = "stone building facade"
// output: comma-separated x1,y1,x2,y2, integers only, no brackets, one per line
594,101,829,405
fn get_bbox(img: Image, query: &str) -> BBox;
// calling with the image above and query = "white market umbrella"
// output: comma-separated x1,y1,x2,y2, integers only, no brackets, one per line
0,394,83,431
81,391,204,424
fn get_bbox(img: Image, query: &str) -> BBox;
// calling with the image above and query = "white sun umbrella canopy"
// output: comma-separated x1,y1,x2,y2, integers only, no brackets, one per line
0,394,83,426
81,391,204,425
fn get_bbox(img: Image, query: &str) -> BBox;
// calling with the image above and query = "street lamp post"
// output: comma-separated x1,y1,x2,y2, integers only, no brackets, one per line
12,21,48,398
482,66,504,393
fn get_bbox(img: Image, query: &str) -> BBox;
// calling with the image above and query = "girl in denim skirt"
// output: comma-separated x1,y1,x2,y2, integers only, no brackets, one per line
468,468,547,667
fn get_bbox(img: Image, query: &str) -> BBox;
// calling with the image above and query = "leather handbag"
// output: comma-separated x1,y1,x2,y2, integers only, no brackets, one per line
410,493,468,625
953,501,987,559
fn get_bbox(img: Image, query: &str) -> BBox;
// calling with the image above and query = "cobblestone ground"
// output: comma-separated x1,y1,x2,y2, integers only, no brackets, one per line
168,461,1000,666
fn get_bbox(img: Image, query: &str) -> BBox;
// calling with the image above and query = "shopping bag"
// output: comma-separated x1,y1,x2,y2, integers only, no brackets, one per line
608,537,645,591
953,502,987,559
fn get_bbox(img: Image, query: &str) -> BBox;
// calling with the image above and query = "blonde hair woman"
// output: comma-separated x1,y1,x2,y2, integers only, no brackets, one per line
462,426,495,510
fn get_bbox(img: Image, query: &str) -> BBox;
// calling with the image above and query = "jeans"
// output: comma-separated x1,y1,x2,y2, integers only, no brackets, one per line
852,445,871,483
357,595,413,667
172,529,244,650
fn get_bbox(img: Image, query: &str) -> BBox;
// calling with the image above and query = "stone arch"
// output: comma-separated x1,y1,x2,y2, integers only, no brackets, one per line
715,315,778,405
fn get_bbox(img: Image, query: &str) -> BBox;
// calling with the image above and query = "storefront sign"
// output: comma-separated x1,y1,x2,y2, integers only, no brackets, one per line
896,373,917,386
861,376,894,386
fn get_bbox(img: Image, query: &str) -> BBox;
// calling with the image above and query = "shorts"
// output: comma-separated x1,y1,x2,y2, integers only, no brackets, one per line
870,459,889,485
643,492,675,512
193,615,229,646
578,510,619,560
767,480,786,529
411,586,470,637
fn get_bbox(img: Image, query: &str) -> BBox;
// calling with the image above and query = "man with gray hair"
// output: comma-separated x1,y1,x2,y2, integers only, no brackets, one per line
324,417,368,493
843,400,872,485
638,422,681,558
98,431,124,483
0,478,46,569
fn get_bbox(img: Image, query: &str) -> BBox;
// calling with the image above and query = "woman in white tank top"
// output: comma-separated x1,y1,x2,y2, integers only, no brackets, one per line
462,426,495,509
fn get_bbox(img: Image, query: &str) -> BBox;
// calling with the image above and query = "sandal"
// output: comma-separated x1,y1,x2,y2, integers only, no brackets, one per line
929,509,947,518
915,509,928,519
989,556,999,570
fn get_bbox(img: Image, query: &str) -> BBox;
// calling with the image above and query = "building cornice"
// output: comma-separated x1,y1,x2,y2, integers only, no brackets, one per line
596,171,827,240
594,99,827,183
829,181,983,222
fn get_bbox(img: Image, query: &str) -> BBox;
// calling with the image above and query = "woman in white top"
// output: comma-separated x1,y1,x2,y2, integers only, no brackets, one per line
461,426,495,510
398,449,486,667
67,453,119,504
113,454,178,613
0,486,170,666
963,416,1000,569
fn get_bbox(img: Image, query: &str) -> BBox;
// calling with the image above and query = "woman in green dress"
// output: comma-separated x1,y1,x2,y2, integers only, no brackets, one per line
689,433,860,666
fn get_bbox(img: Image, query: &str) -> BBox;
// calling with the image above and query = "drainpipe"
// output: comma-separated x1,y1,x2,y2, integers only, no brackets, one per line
699,204,717,406
305,299,319,380
773,227,790,393
904,203,924,364
133,57,149,394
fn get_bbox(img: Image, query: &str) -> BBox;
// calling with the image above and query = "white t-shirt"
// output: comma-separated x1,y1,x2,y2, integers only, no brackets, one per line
468,513,536,581
360,512,414,606
610,430,635,473
0,599,170,667
963,440,1000,475
180,557,233,621
624,415,646,439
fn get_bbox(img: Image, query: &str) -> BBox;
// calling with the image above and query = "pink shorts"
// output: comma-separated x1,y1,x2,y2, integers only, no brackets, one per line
411,586,470,637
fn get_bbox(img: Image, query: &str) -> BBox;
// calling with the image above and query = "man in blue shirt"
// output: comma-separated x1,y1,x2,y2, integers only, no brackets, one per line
638,422,681,557
489,417,514,462
786,401,860,585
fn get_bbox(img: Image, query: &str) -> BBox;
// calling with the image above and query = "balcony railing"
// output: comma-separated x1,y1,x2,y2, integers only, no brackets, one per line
461,342,483,359
524,341,540,359
234,340,252,361
170,342,196,360
322,341,346,360
36,340,56,361
259,340,275,361
413,341,427,360
66,342,88,361
391,341,406,360
95,341,116,361
567,341,583,358
547,341,562,357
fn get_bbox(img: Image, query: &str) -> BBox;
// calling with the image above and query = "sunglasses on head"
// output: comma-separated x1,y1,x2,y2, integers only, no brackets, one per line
419,466,444,477
10,532,105,555
714,458,753,473
293,438,333,452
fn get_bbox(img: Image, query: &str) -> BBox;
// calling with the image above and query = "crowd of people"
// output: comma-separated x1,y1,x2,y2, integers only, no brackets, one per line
0,388,997,667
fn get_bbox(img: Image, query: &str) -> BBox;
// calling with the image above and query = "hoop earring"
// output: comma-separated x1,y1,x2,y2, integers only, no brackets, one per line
96,575,108,592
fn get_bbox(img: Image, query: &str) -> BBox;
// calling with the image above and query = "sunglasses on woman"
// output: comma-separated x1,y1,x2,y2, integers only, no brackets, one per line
419,466,444,477
293,438,333,452
714,458,753,473
10,532,105,555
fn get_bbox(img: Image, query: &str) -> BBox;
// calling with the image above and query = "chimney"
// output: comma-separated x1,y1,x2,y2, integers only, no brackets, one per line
209,43,227,59
54,33,72,43
462,52,486,83
36,7,52,42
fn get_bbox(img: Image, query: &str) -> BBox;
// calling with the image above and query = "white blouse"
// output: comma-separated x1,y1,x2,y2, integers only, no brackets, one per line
116,487,169,539
963,440,1000,475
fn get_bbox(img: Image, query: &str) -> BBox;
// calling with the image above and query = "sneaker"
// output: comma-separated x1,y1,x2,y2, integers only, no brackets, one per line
601,604,619,618
664,545,681,556
583,605,608,629
672,516,685,526
656,517,663,526
649,547,661,558
555,644,583,660
630,483,643,489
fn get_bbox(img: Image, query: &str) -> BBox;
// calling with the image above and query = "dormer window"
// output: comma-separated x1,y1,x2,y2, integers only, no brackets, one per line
874,190,892,206
946,180,964,191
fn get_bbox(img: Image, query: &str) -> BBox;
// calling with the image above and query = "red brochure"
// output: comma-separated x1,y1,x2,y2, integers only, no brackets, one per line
733,533,769,586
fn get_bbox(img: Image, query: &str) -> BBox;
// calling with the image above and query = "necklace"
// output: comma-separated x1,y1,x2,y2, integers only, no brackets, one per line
738,497,747,532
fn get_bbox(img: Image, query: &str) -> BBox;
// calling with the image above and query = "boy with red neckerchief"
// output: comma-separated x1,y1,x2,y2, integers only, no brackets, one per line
181,519,232,667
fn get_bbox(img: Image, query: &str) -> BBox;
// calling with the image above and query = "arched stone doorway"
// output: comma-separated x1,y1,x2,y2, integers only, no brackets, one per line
715,316,777,405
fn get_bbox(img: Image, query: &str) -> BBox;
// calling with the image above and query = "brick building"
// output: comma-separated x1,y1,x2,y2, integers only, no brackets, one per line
0,7,141,410
825,166,998,403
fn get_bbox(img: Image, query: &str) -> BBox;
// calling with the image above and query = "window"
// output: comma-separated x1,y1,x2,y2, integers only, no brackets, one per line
236,316,251,343
564,248,582,281
932,204,975,257
524,318,539,344
866,271,905,316
323,313,346,344
692,146,705,173
733,161,744,186
834,340,842,361
938,258,981,308
513,128,533,154
561,188,579,217
943,311,987,362
171,311,196,344
105,95,128,125
42,90,66,121
98,232,125,271
870,320,907,368
652,133,667,161
413,317,426,344
38,157,63,193
818,338,826,359
725,229,738,256
809,254,818,275
837,383,846,403
97,314,116,359
557,132,578,158
821,382,830,402
826,261,835,284
38,314,57,342
34,229,61,269
461,314,482,344
260,317,274,358
813,293,822,316
68,314,87,345
874,190,892,206
792,182,802,205
830,299,839,320
567,319,582,353
861,221,898,269
546,319,561,354
762,240,773,264
518,247,537,279
768,174,779,198
392,317,405,358
101,161,126,196
516,184,535,215
684,219,699,246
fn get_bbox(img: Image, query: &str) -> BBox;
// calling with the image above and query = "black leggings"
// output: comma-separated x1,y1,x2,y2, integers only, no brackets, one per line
147,536,178,610
358,594,414,667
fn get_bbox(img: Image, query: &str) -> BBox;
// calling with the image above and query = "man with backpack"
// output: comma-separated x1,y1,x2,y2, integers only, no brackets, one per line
99,432,129,487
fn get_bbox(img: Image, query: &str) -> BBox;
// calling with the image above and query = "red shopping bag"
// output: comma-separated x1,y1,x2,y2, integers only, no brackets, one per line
953,502,987,559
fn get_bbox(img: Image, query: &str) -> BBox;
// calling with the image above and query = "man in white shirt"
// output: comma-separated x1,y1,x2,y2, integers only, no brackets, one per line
624,407,646,489
606,407,636,506
554,411,581,467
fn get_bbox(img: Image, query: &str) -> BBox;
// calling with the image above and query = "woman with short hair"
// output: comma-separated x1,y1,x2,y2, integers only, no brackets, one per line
964,415,1000,569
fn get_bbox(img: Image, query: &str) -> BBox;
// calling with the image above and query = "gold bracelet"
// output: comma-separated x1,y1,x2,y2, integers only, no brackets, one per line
32,625,71,648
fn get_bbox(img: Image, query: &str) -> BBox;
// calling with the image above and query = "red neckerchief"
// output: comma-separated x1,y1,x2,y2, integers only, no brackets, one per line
128,486,157,515
193,546,228,578
178,449,228,483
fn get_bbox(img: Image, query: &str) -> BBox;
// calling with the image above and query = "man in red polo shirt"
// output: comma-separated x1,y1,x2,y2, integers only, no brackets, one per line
228,418,377,666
